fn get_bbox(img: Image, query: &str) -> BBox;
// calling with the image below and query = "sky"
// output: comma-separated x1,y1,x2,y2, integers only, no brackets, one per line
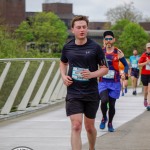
26,0,150,21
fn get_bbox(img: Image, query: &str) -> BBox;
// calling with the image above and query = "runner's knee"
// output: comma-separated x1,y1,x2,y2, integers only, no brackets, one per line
72,121,82,132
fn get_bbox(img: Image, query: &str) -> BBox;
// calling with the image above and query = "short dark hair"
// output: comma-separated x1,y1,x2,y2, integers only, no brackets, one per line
71,15,89,28
103,30,114,38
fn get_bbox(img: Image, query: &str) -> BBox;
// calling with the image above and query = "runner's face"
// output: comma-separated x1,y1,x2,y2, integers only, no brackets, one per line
146,47,150,53
133,50,138,55
103,35,115,48
71,20,88,40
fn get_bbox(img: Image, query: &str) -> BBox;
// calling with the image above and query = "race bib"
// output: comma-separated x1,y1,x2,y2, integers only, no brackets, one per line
131,60,138,68
103,70,115,79
146,63,150,70
131,63,138,68
72,67,89,81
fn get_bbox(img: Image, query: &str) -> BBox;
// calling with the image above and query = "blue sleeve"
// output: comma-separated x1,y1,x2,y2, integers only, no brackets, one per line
119,57,129,74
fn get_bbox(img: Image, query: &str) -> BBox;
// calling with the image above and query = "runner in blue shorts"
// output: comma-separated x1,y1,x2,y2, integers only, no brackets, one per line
129,49,140,95
98,31,129,132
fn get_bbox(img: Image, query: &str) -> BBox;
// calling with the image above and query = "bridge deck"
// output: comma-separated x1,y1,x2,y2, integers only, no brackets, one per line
0,87,145,150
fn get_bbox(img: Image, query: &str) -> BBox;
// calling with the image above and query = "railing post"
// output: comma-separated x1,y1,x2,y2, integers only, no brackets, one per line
0,62,11,90
30,61,56,107
50,77,63,103
1,61,30,115
0,58,66,116
18,61,46,110
41,68,60,104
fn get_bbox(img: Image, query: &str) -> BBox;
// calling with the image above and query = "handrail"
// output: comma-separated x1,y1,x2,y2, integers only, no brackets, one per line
0,58,60,62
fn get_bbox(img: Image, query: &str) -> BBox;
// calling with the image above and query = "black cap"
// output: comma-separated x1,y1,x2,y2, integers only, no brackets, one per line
103,31,114,38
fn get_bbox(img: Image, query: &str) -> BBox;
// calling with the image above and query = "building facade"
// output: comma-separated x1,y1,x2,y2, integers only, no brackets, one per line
0,0,149,44
42,2,74,28
0,0,25,29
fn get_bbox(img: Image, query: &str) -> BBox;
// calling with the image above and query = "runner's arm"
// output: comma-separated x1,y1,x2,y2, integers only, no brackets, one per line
81,57,109,79
60,61,73,86
119,57,129,74
89,66,109,78
91,55,109,78
118,49,129,74
138,60,150,67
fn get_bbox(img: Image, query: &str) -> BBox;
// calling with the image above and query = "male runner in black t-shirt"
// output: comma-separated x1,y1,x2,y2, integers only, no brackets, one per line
60,15,108,150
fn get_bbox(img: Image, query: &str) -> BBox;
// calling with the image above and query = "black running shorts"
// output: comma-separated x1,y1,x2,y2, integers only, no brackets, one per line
131,68,139,78
141,74,150,86
65,96,100,119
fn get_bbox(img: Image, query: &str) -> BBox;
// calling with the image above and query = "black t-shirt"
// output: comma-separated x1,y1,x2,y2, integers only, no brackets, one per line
61,38,106,99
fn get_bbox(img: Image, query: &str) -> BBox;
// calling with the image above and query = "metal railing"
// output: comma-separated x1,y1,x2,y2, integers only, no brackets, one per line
0,58,66,117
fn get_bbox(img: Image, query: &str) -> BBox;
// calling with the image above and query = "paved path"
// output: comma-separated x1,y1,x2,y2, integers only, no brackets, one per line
83,111,150,150
0,87,146,150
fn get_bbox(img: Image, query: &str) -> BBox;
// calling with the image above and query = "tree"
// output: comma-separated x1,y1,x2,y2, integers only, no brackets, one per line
118,22,149,57
15,12,68,52
0,26,25,58
111,19,130,31
15,21,34,42
111,19,131,45
105,2,142,24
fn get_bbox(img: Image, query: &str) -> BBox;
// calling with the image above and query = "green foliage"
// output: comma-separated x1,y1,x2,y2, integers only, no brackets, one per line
110,19,150,57
0,12,68,58
0,26,62,58
111,19,131,45
23,49,61,58
15,12,68,52
111,19,130,31
118,22,149,56
15,21,34,42
0,27,25,58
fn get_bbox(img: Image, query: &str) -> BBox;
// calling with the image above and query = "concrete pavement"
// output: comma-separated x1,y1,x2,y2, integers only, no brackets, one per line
83,87,149,150
0,87,148,150
83,111,150,150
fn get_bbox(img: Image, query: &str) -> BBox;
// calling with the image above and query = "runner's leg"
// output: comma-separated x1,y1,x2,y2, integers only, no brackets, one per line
108,97,116,123
70,114,83,150
84,116,96,150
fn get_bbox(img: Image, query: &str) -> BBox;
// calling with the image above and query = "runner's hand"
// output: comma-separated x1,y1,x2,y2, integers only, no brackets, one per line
81,69,91,79
63,75,73,86
120,73,125,80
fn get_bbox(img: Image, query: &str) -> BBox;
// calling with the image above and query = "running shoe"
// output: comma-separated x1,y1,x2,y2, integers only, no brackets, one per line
122,92,124,96
125,87,127,93
144,99,148,107
108,123,115,132
147,105,150,111
99,117,107,129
